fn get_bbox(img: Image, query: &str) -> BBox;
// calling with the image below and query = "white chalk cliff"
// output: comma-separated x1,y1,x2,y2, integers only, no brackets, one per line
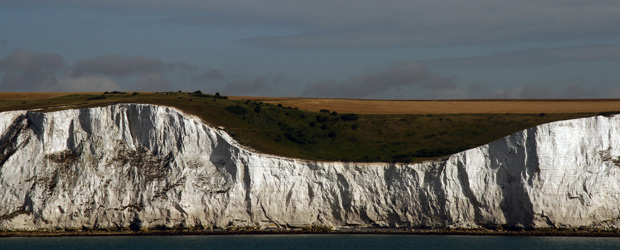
1,104,620,230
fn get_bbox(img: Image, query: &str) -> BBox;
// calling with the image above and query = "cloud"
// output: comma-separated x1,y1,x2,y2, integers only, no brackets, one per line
303,63,460,99
71,54,175,77
487,85,576,99
222,75,292,96
175,62,196,72
55,75,121,92
422,44,620,68
132,72,171,91
241,1,620,49
192,69,225,82
0,49,65,91
0,49,184,92
485,84,604,99
71,54,183,92
3,1,620,49
488,85,554,99
607,88,620,98
559,85,599,99
0,49,65,71
0,71,58,92
428,88,470,100
213,64,469,99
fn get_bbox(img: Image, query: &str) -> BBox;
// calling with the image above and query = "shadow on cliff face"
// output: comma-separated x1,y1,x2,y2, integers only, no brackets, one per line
203,135,240,196
0,115,29,168
383,164,448,228
209,136,237,183
456,160,484,226
125,105,159,153
489,127,540,229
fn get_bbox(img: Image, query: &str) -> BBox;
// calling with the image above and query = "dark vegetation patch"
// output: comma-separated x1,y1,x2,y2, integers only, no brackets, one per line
0,92,602,163
598,111,620,117
340,113,359,121
87,95,107,101
225,105,247,115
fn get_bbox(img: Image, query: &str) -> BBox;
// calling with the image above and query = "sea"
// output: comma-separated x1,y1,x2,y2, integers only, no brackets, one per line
1,235,620,250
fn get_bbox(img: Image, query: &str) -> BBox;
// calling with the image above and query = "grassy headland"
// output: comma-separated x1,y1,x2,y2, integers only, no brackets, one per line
0,92,614,163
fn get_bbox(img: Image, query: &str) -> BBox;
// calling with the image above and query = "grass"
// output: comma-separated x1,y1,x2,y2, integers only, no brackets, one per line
0,92,608,163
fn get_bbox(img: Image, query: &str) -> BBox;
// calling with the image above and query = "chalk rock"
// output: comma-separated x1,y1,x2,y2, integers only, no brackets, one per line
1,104,620,230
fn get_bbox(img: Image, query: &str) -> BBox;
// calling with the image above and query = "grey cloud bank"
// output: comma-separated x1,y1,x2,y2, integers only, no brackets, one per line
0,49,65,71
0,50,187,92
1,49,617,100
72,54,176,77
422,44,620,68
303,63,462,99
0,49,65,91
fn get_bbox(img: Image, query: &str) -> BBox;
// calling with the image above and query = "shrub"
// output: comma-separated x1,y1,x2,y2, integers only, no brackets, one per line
315,115,328,123
284,130,314,145
341,113,359,121
320,109,330,113
392,154,413,163
328,131,337,138
225,105,247,115
599,111,620,117
330,111,338,116
192,91,209,98
87,95,106,100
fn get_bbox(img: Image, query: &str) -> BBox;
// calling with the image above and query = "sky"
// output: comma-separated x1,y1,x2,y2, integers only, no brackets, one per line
1,0,620,99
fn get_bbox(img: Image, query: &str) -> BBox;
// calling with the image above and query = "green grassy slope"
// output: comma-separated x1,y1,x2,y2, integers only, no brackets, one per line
0,92,600,162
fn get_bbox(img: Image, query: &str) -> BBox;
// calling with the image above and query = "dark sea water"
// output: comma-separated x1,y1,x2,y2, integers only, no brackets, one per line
2,234,620,250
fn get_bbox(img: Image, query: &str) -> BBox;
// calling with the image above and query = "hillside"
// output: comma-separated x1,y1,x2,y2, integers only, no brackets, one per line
0,92,614,162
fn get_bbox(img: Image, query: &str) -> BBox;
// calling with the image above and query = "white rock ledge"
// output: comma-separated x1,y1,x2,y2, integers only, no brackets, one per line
1,104,620,230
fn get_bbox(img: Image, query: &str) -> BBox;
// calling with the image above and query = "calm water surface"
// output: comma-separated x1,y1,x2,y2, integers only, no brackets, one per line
2,235,620,250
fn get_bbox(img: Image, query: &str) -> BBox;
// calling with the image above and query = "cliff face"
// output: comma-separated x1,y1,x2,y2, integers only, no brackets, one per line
1,104,620,230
